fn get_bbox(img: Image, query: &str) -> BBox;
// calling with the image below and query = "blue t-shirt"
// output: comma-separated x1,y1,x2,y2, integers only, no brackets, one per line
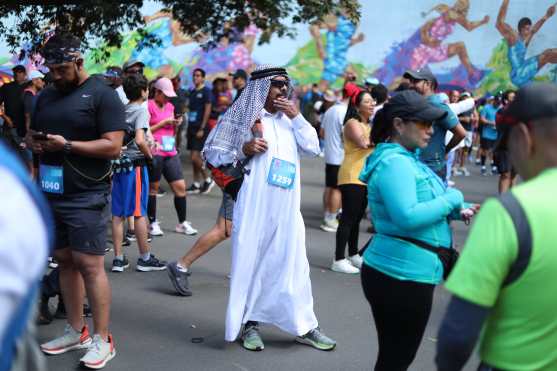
188,86,211,128
419,94,459,172
481,104,500,140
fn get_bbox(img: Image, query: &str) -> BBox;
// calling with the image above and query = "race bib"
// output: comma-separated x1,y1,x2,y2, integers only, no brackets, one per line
161,135,176,152
39,164,64,194
267,157,296,190
188,111,198,123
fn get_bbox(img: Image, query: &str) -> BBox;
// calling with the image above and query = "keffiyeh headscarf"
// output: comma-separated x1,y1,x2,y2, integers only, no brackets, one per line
202,64,288,167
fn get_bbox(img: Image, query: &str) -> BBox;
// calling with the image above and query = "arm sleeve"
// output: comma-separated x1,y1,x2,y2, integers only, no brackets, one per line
97,88,127,134
291,113,321,157
436,296,490,371
376,156,464,230
448,98,475,116
445,199,518,307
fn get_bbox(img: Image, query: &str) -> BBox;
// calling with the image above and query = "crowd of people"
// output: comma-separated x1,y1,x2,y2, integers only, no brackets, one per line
1,30,556,371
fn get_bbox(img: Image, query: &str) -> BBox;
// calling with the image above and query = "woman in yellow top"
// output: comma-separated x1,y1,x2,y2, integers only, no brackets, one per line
332,90,375,274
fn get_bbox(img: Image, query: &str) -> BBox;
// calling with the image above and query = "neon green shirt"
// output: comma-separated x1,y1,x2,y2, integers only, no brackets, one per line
446,167,557,371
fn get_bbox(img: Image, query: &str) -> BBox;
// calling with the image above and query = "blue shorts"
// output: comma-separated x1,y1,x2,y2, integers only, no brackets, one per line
510,56,539,87
111,166,149,217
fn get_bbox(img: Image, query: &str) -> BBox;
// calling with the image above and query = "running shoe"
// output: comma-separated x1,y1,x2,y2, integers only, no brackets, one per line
41,324,92,355
176,221,198,235
156,188,167,198
491,165,498,174
111,256,130,273
481,166,487,176
166,261,192,296
136,254,167,272
125,231,136,242
186,184,201,194
200,179,215,194
241,322,264,351
331,259,360,274
122,235,131,247
348,254,363,269
319,218,338,233
295,327,336,351
149,220,164,236
48,257,58,269
461,167,471,176
79,334,116,369
475,158,481,165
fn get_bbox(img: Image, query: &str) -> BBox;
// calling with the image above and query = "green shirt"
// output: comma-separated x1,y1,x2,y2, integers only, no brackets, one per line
446,167,557,371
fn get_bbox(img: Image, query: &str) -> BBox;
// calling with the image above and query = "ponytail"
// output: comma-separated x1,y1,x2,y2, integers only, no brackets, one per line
370,108,392,144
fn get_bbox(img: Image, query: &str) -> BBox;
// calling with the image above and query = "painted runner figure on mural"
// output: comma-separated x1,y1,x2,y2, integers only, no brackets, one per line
496,0,557,87
310,13,364,90
374,0,489,89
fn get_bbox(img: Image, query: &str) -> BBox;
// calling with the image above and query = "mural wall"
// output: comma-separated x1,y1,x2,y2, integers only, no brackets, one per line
1,0,556,93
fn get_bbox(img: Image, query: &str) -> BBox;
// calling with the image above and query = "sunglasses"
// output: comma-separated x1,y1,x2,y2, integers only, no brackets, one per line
126,67,143,74
407,119,433,129
270,79,290,89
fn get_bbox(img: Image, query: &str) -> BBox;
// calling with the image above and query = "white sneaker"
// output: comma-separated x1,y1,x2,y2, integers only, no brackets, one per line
462,167,470,176
331,259,360,274
41,324,92,355
79,334,116,369
319,218,338,233
348,254,363,269
175,221,198,235
447,180,456,187
149,220,164,236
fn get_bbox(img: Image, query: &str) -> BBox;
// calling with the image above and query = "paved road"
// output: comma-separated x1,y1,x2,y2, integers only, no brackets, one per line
39,154,498,371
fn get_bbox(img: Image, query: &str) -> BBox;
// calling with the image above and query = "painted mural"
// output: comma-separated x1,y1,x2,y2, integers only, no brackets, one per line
1,0,556,93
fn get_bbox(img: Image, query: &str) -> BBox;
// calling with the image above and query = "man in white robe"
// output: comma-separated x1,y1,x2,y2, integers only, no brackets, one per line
203,65,336,352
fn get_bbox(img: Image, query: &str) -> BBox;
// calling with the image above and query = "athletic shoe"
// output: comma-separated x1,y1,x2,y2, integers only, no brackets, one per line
125,231,136,242
41,324,92,355
111,256,130,273
147,234,153,243
156,188,167,198
447,180,456,187
491,165,498,174
200,179,215,194
481,166,487,176
48,257,58,269
241,322,264,351
104,246,111,253
461,167,470,176
149,220,164,236
136,254,167,272
348,254,363,269
79,334,116,369
186,184,201,194
176,221,198,235
122,235,131,247
295,327,336,351
166,261,192,296
475,158,481,165
331,259,360,274
319,218,338,233
453,168,464,176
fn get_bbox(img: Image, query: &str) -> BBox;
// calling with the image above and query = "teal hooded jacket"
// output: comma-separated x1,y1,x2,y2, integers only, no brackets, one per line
359,143,464,284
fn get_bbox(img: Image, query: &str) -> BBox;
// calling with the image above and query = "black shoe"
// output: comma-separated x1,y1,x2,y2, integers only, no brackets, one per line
200,179,215,195
157,188,167,198
136,254,167,272
48,257,58,269
147,234,153,243
122,235,131,247
186,184,201,194
111,256,130,272
166,261,192,296
126,230,136,242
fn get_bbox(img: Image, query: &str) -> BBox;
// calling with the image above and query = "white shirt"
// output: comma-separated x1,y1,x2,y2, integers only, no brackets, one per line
322,102,348,165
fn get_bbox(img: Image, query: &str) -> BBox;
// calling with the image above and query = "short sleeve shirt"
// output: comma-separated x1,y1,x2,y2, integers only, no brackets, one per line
32,76,126,197
419,94,459,171
322,103,347,165
148,99,176,157
187,86,211,127
481,104,500,140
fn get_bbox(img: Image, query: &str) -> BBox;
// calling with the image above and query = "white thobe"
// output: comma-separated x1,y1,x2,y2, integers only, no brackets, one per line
225,110,321,341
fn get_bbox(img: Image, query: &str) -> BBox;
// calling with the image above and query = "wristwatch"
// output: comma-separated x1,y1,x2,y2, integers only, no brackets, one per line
63,140,72,154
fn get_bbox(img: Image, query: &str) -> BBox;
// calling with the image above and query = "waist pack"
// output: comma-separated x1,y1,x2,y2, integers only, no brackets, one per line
389,235,459,280
206,159,251,201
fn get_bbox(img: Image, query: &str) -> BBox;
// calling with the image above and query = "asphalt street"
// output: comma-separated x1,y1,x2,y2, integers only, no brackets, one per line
38,153,498,371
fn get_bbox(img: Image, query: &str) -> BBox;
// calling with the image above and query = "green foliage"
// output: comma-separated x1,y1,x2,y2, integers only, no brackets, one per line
477,39,516,95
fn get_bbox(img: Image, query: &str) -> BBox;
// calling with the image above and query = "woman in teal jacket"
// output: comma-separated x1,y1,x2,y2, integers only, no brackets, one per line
358,91,477,371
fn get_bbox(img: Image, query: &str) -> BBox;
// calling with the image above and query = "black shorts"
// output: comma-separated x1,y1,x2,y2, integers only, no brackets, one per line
149,155,184,183
480,138,496,150
325,164,340,188
494,150,513,174
49,192,110,255
186,126,209,152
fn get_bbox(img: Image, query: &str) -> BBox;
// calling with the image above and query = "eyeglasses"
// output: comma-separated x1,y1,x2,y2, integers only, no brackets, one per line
270,79,290,89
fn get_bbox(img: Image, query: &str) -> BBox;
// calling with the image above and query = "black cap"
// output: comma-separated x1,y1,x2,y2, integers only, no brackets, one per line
230,69,247,80
501,82,557,124
12,65,26,73
403,66,437,83
384,90,447,123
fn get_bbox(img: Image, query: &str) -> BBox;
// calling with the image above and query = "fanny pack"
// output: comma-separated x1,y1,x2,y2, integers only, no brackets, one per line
388,234,459,280
207,159,251,201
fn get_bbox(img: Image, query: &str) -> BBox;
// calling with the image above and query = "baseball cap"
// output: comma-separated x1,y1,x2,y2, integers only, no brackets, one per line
500,82,557,125
403,66,437,84
364,77,380,86
383,90,447,123
461,91,471,98
153,77,177,98
122,59,145,72
323,90,336,103
12,65,26,73
230,69,248,80
28,70,44,79
104,66,122,78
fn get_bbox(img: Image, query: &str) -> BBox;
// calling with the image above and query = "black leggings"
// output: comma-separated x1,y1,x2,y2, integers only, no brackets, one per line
361,264,435,371
335,184,367,260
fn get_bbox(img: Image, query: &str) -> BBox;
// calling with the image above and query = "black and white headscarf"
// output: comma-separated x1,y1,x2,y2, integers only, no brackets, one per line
202,64,288,167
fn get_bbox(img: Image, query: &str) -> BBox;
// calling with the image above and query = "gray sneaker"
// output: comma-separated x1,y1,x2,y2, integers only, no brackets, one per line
295,327,336,351
166,261,192,296
241,321,264,351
